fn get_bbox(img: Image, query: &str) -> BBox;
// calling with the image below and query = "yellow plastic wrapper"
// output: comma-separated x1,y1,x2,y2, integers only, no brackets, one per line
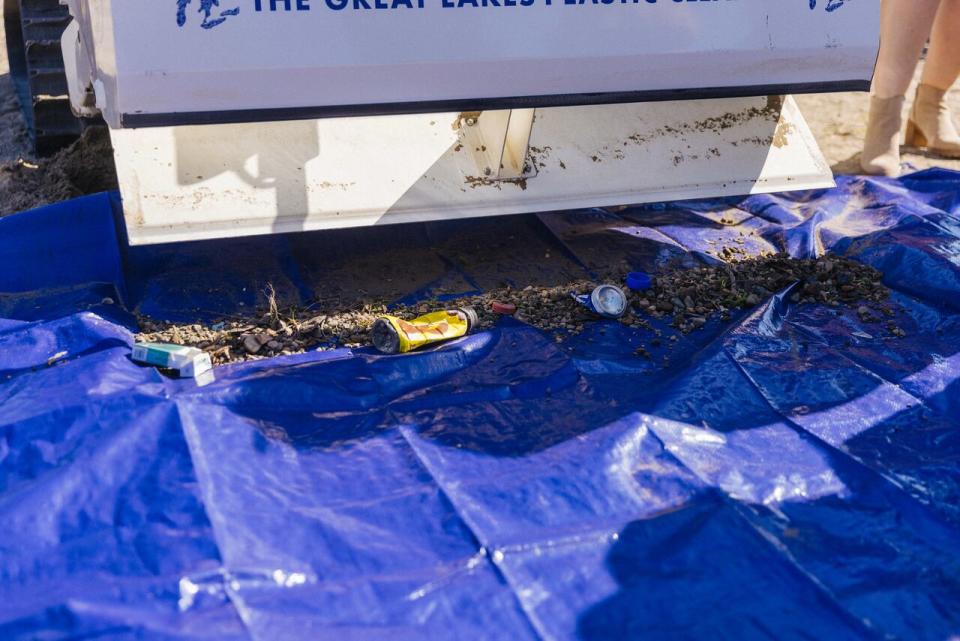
371,307,478,354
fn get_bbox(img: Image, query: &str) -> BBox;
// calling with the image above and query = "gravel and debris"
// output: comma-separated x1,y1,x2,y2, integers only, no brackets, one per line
136,253,904,367
633,252,894,334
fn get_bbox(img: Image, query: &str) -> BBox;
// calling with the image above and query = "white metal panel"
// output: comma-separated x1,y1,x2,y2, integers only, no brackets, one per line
113,96,833,245
71,0,877,126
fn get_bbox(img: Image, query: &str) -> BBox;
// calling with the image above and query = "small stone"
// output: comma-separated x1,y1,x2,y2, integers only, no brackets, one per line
267,340,282,350
243,335,262,354
745,293,760,306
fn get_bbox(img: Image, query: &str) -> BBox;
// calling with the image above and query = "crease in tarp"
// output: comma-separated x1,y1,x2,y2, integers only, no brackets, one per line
2,170,960,640
395,425,549,641
722,315,955,521
719,288,960,512
172,400,260,641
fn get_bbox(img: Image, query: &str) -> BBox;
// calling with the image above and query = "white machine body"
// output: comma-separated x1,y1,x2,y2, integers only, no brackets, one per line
59,0,880,244
112,96,832,244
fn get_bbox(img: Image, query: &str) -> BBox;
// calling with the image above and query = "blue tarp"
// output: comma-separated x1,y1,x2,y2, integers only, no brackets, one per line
1,170,959,641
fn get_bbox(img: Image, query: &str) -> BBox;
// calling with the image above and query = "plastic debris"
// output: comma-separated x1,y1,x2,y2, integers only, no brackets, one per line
131,341,213,378
626,272,652,291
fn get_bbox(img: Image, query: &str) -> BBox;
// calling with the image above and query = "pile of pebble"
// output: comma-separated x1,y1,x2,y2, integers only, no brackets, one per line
136,253,904,366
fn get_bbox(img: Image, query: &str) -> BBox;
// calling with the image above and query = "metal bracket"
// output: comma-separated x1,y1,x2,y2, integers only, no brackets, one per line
460,108,537,181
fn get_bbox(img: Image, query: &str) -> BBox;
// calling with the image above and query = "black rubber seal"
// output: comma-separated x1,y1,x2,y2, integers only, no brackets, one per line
120,80,871,128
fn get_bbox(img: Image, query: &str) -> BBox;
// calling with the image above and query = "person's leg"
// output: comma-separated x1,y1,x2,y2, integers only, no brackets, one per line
873,0,940,98
907,0,960,155
862,0,940,175
921,0,960,90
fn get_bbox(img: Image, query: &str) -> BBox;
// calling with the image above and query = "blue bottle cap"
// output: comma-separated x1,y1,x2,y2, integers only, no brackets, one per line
626,272,652,291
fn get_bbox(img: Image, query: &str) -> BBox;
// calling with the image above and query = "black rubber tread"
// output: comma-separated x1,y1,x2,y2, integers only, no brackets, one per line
28,67,69,96
4,0,84,155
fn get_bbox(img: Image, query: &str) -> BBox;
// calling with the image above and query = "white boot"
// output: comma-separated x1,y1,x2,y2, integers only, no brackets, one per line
905,84,960,159
861,95,906,177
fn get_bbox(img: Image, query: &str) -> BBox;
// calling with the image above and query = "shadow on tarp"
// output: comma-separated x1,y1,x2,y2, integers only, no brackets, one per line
123,211,597,323
1,170,959,640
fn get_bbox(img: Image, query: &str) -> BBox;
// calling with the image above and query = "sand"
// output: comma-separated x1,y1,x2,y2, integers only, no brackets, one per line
795,74,960,175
